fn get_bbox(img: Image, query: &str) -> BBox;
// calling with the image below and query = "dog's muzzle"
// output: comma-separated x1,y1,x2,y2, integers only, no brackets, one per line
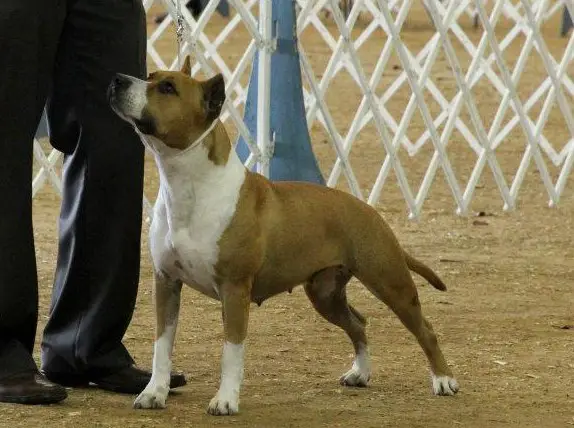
107,73,132,106
107,73,156,135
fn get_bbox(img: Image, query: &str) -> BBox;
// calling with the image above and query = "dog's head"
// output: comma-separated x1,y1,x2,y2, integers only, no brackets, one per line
108,56,225,152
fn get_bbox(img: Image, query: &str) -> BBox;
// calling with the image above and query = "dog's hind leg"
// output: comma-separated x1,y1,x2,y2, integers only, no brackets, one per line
357,265,459,396
304,266,371,387
134,272,183,409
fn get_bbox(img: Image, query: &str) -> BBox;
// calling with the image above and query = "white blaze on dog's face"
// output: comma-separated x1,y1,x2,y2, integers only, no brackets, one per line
108,57,225,152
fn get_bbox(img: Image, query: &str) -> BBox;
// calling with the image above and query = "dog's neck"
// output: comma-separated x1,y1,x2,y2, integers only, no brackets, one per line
145,123,246,231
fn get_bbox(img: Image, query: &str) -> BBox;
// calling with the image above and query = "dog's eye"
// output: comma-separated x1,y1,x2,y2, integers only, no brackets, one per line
158,81,177,95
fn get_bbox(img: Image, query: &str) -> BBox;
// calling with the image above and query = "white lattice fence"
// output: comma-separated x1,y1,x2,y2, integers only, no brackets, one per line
292,0,574,218
33,0,574,220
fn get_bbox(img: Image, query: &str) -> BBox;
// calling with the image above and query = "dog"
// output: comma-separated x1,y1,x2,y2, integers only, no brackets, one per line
107,57,459,416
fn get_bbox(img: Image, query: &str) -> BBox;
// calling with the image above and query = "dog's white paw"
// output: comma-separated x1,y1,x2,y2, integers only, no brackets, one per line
133,386,169,409
339,366,370,387
207,392,239,416
431,374,459,396
339,348,371,387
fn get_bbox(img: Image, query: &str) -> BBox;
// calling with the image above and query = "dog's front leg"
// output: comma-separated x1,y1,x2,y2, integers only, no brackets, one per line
208,279,252,416
134,272,182,409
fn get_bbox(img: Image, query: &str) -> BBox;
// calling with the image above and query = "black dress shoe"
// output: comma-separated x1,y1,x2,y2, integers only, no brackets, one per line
44,365,187,395
0,371,67,405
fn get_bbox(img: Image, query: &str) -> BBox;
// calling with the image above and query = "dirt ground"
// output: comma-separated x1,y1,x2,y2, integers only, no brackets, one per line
2,3,574,428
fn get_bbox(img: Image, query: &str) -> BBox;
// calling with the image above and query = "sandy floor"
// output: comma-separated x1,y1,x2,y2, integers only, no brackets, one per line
2,3,574,428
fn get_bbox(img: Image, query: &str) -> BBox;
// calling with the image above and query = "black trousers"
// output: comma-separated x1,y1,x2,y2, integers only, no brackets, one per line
0,0,147,379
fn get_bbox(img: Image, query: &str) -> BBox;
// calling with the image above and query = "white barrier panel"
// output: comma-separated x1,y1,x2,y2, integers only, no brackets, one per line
33,0,574,220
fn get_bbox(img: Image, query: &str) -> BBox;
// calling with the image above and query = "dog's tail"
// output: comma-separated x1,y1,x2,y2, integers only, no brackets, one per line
404,252,447,291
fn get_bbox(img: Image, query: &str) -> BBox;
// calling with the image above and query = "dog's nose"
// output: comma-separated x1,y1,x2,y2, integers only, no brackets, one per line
108,74,130,103
112,73,130,89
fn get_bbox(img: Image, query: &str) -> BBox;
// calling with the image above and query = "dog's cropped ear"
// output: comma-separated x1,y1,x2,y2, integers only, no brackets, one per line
202,74,226,123
181,55,192,75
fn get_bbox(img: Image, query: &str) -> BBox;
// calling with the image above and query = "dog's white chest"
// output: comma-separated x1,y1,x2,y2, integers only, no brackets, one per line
152,212,228,295
149,151,246,298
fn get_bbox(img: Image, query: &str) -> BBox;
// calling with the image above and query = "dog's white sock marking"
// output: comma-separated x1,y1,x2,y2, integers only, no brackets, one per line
208,342,244,416
431,373,459,396
340,343,371,387
134,325,175,409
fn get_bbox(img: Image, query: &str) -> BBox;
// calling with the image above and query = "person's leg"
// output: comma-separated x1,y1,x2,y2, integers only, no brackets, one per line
154,0,230,25
40,0,185,394
40,0,145,375
0,0,67,404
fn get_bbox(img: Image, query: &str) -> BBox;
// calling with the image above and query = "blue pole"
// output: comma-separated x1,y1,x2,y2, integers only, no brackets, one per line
561,5,573,38
235,0,325,185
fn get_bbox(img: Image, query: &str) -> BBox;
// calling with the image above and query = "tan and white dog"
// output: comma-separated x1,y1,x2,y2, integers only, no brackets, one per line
107,57,459,416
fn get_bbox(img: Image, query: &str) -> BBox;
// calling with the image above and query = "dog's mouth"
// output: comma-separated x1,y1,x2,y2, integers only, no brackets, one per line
106,82,115,103
133,112,157,136
107,82,124,117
